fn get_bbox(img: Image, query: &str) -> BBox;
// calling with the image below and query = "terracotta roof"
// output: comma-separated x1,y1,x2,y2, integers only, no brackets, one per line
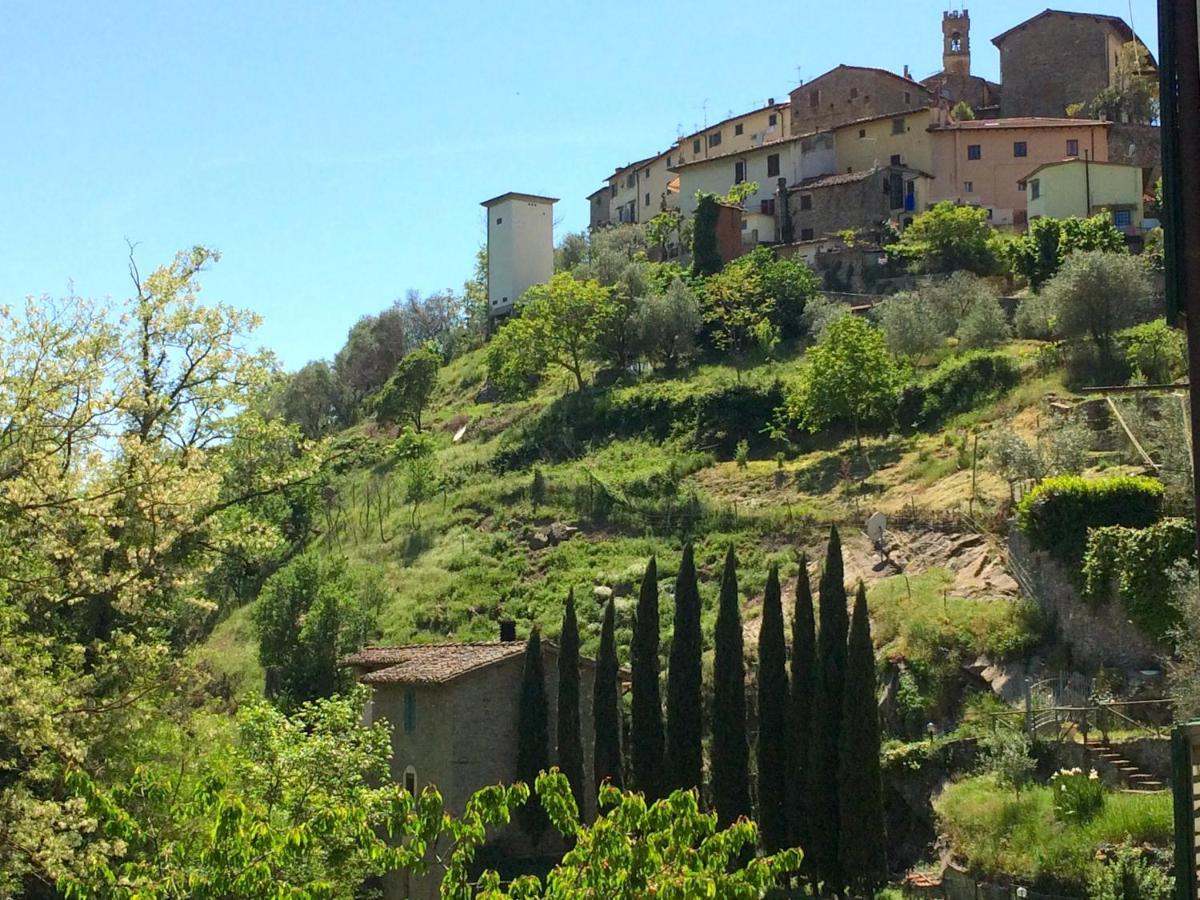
344,642,527,685
931,116,1110,130
481,192,558,207
991,9,1139,48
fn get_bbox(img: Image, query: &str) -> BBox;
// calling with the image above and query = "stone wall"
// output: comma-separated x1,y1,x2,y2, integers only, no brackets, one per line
1007,530,1163,670
1109,123,1163,188
999,14,1116,118
788,67,930,136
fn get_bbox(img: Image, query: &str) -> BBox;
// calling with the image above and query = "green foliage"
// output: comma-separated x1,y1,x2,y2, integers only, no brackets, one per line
712,546,750,827
956,292,1012,349
734,438,750,468
557,591,585,816
593,599,624,790
755,564,790,853
786,315,901,438
1088,846,1175,900
700,255,774,358
1016,475,1164,564
738,246,819,339
879,291,944,361
978,730,1036,791
253,553,377,710
1050,767,1105,824
1124,320,1186,383
1042,250,1154,367
1007,215,1126,290
630,556,666,801
692,193,722,277
277,360,355,438
887,201,999,275
335,303,412,400
950,100,976,121
1082,518,1195,640
665,543,703,794
530,467,547,511
811,526,849,886
517,627,551,843
373,342,440,431
898,351,1020,430
637,278,700,371
1083,41,1160,125
838,584,887,892
486,273,615,395
1015,292,1057,339
787,559,817,853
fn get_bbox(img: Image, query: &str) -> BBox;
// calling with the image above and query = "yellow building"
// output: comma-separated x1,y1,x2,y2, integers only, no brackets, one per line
670,99,791,169
832,106,943,176
1024,159,1145,234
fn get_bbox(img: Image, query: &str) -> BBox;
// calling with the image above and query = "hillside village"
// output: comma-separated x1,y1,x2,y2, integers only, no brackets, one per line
4,4,1199,900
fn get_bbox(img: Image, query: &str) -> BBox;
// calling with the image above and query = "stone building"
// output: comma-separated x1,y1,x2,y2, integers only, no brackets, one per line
993,9,1155,119
788,65,933,137
344,629,603,899
786,165,934,242
919,10,1001,116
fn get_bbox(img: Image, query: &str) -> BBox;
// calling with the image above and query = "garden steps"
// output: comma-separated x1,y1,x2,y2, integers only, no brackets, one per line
1084,741,1167,792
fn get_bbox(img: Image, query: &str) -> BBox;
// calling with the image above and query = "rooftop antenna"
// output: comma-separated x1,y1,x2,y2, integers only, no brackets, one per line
796,64,803,85
701,98,709,128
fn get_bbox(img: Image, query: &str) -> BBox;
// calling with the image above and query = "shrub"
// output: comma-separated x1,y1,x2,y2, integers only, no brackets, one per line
1088,846,1174,900
879,291,944,361
1016,475,1164,564
1082,518,1195,641
899,352,1021,430
956,294,1011,349
979,730,1035,791
1050,767,1105,823
1123,320,1186,384
1015,293,1057,339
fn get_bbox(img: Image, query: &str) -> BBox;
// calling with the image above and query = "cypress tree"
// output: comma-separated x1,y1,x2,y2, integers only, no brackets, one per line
593,598,623,791
516,626,550,843
838,582,887,893
630,556,666,801
755,563,790,853
712,545,750,827
666,542,703,794
809,525,849,889
787,555,817,854
557,590,585,817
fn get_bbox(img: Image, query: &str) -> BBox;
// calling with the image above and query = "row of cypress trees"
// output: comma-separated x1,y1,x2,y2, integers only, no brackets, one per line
515,526,885,894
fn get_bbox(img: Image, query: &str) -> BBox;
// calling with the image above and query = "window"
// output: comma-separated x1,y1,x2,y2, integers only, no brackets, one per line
850,87,859,99
986,208,994,220
904,91,912,105
800,228,815,240
761,198,776,215
1017,179,1027,192
1014,209,1028,227
889,172,904,209
809,89,820,108
799,194,813,211
890,154,902,165
403,766,417,796
403,689,416,734
693,138,701,154
1067,139,1080,157
964,181,974,193
967,144,982,160
859,129,866,138
1013,141,1028,158
645,192,650,206
767,153,780,177
734,161,746,184
768,113,777,126
665,154,671,167
1114,209,1132,229
735,123,744,135
1030,179,1040,200
741,219,748,230
709,131,722,148
950,32,962,51
495,217,502,225
626,173,635,188
891,117,905,135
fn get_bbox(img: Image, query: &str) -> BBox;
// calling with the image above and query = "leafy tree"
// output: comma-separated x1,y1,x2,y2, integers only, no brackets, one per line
956,292,1011,349
557,590,585,817
722,180,760,207
888,201,998,275
809,526,849,888
394,430,438,526
786,315,901,450
692,193,723,277
593,598,624,790
485,272,614,394
646,209,686,257
630,556,666,801
1042,250,1154,369
1125,319,1186,383
666,543,704,795
334,303,409,400
701,258,774,365
1007,215,1126,290
742,247,820,338
879,291,944,362
1083,41,1160,124
555,232,590,272
837,583,887,893
253,553,375,710
787,557,817,854
755,564,789,853
373,342,440,431
950,99,977,121
637,278,701,371
922,271,1002,335
517,626,551,844
801,294,850,340
1015,292,1057,339
712,545,751,827
276,360,355,438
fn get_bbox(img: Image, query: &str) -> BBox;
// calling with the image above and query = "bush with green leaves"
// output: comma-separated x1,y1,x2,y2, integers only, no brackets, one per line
372,342,440,431
897,351,1021,430
1015,293,1057,339
956,292,1011,349
1007,214,1126,290
879,291,944,361
636,278,700,371
887,201,1000,275
1123,320,1186,384
800,294,850,340
1082,518,1194,641
1088,846,1174,900
1050,767,1105,823
979,729,1035,791
1016,475,1164,564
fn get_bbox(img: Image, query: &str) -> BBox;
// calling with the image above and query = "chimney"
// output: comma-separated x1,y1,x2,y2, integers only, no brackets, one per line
499,620,517,643
767,97,775,105
903,64,911,80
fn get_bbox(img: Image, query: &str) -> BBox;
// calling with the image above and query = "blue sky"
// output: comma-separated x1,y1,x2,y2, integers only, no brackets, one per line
1,0,1158,369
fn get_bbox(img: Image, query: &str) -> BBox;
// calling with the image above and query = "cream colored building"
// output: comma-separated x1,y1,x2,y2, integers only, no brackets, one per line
927,118,1110,228
833,106,943,176
670,99,791,169
608,148,677,225
1024,159,1145,233
482,192,556,318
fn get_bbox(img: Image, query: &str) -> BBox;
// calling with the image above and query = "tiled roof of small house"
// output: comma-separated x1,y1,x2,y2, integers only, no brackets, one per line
344,642,527,685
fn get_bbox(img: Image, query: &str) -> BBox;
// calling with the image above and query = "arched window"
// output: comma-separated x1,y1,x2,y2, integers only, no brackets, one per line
404,766,417,796
950,32,962,52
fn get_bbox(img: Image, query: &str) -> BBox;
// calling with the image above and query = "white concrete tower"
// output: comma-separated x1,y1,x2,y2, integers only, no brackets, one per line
481,192,557,319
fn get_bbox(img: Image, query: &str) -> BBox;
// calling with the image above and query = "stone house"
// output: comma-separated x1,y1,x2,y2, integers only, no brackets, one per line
786,165,934,242
788,65,933,137
993,9,1157,119
587,186,611,232
344,628,603,899
919,10,1001,117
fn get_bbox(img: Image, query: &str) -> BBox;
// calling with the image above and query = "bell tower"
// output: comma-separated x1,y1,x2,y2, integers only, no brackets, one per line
942,9,971,77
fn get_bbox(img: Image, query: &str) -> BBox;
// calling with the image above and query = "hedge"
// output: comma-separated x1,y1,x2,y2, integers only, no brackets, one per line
897,352,1021,431
1082,518,1195,642
1016,475,1164,564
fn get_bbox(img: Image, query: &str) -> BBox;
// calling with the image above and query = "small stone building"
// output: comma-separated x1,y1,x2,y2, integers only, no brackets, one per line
344,630,602,899
788,65,933,137
786,165,933,242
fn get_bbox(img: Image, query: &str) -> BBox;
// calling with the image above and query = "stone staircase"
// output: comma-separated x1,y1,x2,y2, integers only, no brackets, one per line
1085,741,1167,792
